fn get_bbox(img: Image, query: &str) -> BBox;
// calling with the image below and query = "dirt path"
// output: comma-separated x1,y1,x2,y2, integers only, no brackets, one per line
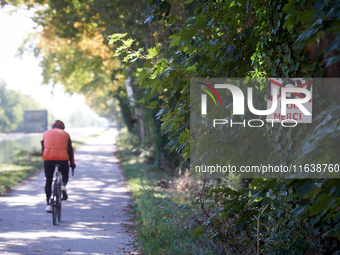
0,128,136,255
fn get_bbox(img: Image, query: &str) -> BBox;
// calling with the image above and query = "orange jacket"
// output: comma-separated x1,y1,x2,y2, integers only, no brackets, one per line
41,128,75,165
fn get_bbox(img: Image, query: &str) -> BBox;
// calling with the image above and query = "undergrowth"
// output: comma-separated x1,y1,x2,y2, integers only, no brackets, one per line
116,128,224,255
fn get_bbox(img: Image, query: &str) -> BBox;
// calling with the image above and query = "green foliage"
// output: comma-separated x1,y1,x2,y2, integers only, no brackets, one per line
110,33,191,157
109,0,339,162
13,0,151,122
283,0,340,67
109,0,340,253
188,180,340,254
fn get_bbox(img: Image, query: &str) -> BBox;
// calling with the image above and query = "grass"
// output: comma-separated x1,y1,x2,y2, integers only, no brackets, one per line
116,128,220,255
0,129,106,196
0,153,43,195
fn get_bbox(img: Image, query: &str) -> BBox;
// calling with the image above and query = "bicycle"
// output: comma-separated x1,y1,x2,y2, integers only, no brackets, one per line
50,164,74,225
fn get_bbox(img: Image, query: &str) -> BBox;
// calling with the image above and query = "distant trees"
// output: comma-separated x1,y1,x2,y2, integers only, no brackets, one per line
13,0,140,125
0,80,43,132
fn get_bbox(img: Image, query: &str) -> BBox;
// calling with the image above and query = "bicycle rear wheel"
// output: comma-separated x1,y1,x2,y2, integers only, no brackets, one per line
57,187,62,222
58,203,61,221
52,182,58,225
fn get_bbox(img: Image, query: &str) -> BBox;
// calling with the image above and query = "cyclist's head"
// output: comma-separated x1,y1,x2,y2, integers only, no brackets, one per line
51,120,65,130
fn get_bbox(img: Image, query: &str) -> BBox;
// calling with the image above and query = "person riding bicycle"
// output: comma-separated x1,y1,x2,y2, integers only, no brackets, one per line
41,120,76,213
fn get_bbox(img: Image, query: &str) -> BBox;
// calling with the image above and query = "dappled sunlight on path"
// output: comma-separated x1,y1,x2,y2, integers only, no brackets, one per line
0,128,135,255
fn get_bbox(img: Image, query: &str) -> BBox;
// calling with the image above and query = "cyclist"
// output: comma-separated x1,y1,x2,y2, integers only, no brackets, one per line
41,120,76,213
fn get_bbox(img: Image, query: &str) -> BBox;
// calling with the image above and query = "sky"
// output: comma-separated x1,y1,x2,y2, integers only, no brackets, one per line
0,5,106,123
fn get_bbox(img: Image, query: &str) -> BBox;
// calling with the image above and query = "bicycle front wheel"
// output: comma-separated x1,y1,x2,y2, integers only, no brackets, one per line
58,202,61,222
53,202,58,225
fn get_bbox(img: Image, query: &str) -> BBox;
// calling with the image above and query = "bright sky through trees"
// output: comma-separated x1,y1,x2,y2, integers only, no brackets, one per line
0,5,104,121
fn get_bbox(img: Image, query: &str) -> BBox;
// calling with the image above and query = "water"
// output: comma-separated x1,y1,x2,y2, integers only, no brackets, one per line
0,127,107,164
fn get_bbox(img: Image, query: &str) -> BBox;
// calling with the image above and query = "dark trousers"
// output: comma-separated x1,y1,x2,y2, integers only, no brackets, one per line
44,160,69,204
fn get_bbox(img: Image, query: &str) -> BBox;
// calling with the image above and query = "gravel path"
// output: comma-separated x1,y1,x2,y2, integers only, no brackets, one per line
0,128,136,255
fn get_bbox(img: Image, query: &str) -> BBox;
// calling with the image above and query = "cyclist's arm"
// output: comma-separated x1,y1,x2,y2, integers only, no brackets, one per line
67,139,75,167
41,140,45,155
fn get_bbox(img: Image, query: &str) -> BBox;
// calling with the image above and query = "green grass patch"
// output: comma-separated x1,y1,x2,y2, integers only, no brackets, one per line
116,129,219,255
0,153,43,195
